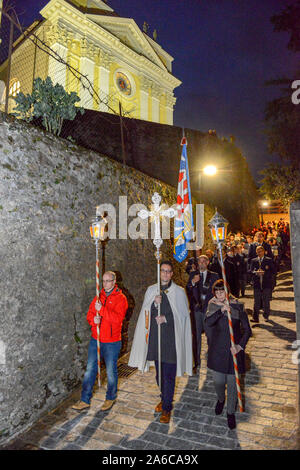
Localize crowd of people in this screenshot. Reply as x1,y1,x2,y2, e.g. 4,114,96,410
70,218,290,434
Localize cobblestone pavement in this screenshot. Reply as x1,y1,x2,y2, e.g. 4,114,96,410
3,264,300,451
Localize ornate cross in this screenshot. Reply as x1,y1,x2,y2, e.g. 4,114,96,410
138,192,175,259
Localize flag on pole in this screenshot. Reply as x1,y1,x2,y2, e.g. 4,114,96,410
173,137,194,262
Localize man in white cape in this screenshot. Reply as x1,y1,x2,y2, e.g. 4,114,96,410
128,260,193,423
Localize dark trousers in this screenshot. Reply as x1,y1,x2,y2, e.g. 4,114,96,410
192,309,210,367
155,361,176,412
253,288,272,319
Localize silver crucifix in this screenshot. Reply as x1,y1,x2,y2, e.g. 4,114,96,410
138,192,175,391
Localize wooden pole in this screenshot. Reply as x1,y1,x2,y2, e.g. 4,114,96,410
5,16,14,115
119,101,126,166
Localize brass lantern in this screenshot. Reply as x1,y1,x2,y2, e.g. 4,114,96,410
208,211,229,244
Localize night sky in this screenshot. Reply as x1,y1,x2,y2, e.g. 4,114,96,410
5,0,299,182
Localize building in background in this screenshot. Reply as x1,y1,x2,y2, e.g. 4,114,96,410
0,0,181,123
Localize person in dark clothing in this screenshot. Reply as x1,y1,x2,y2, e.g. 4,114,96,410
232,245,247,297
206,249,222,277
247,231,273,269
224,248,239,298
205,279,252,429
249,245,276,322
186,255,220,374
237,244,248,296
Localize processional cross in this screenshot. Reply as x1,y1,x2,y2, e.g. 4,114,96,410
138,193,175,390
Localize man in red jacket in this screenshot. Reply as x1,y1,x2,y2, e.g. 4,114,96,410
72,271,128,412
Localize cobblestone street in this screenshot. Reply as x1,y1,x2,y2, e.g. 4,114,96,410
3,264,299,451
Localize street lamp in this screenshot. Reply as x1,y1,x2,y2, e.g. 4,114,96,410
203,165,217,176
208,210,244,412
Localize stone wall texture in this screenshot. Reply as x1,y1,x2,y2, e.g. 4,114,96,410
0,112,216,444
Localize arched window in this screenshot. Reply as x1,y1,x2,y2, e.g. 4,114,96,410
9,78,20,97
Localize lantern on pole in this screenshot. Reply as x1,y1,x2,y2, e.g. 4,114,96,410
208,211,244,412
89,214,109,389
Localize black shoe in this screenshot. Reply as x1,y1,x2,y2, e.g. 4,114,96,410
263,314,269,322
215,400,225,415
250,316,259,323
227,413,236,429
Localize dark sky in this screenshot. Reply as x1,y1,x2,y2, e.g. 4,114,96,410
6,0,299,182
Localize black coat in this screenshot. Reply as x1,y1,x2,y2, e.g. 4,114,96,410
208,256,222,277
247,241,273,268
233,253,246,277
186,270,220,313
249,256,276,290
224,257,239,297
205,301,252,374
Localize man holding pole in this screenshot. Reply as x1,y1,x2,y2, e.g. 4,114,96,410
72,271,128,412
128,261,193,423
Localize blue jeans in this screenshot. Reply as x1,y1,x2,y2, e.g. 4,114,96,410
81,338,121,404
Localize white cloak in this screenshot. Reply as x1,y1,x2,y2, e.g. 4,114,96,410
128,282,193,376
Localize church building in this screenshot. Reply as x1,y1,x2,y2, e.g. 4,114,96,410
0,0,181,124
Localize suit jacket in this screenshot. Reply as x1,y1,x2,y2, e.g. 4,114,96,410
249,256,276,290
233,253,246,277
208,257,222,277
247,241,273,268
186,270,220,313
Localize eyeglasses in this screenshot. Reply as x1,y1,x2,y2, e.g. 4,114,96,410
161,269,172,274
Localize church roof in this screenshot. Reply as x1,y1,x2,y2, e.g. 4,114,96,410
64,0,119,17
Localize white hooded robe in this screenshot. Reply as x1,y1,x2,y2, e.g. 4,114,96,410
128,281,193,376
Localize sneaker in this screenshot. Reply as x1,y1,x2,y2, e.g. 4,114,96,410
101,399,116,411
227,413,236,429
215,400,225,415
159,410,171,424
155,401,162,413
72,400,90,411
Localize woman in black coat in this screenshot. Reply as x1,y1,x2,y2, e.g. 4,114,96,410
205,279,252,429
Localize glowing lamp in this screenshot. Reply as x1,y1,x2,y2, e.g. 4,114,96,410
208,211,229,244
203,165,217,176
90,216,108,242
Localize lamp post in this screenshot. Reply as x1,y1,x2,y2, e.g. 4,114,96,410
208,210,244,412
90,214,110,388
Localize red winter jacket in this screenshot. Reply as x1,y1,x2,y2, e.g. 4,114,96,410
87,286,128,343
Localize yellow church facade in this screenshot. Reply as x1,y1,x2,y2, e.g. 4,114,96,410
0,0,181,124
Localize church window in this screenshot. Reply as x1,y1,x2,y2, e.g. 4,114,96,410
114,71,134,97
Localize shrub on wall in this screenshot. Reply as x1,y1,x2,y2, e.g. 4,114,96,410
13,76,84,136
